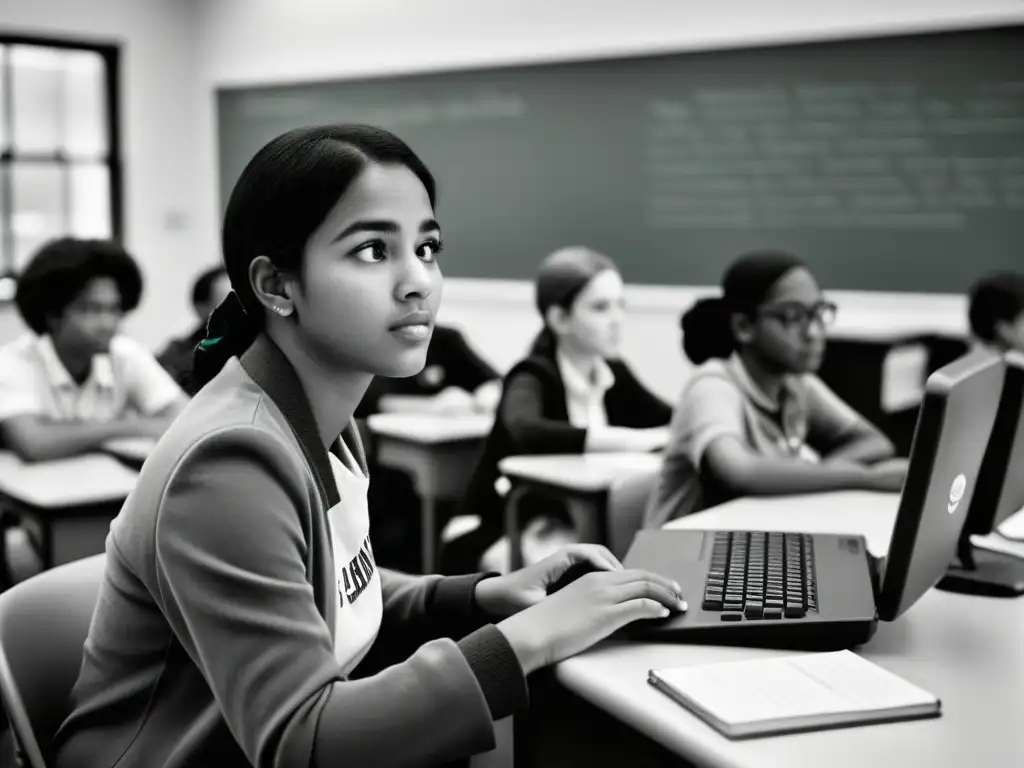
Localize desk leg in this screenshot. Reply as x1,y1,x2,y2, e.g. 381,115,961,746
564,495,606,546
504,486,528,571
421,497,436,574
40,519,54,571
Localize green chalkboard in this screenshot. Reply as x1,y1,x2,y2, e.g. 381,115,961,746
217,25,1024,292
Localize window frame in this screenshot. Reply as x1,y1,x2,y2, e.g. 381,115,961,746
0,32,122,298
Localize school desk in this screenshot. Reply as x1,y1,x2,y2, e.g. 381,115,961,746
0,451,138,570
101,437,157,469
365,412,493,572
496,453,662,570
550,490,1023,768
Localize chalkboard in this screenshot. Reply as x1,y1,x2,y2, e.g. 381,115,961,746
217,25,1024,292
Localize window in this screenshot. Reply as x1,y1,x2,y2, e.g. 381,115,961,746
0,35,121,302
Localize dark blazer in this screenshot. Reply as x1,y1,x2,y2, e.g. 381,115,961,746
356,325,499,418
442,345,671,573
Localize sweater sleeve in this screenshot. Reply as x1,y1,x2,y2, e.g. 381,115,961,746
153,427,525,768
609,362,673,428
501,368,587,453
439,328,500,392
356,569,529,720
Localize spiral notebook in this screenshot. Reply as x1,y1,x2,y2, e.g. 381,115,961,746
649,650,940,739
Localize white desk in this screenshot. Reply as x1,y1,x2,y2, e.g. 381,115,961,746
101,437,157,469
665,490,902,557
366,413,493,572
554,491,1023,768
0,451,138,568
497,453,662,569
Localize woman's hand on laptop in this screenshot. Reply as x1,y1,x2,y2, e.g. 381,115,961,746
475,543,622,619
495,567,688,675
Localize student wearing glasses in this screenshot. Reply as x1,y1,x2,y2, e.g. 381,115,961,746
645,251,907,528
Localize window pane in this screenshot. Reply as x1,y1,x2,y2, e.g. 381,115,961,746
70,163,111,238
0,45,8,150
12,162,65,271
11,46,63,154
63,50,107,158
0,163,7,273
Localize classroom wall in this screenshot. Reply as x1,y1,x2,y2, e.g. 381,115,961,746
193,0,1021,399
0,0,210,350
3,2,1018,399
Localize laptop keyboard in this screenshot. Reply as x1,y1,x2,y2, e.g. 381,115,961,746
702,531,818,621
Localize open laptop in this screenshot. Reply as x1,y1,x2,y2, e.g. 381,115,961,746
622,349,1007,650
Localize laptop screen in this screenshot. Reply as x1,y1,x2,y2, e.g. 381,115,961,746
876,349,1007,622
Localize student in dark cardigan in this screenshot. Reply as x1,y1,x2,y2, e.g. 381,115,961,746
441,246,672,575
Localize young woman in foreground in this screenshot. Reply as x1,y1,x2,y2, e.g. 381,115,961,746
52,125,685,768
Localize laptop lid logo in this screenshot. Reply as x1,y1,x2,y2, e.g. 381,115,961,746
948,474,967,514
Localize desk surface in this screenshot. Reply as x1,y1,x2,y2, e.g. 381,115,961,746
665,490,902,557
101,437,157,467
498,453,662,493
366,413,493,444
555,490,1023,768
0,451,139,509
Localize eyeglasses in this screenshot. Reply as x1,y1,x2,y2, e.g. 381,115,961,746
758,301,837,331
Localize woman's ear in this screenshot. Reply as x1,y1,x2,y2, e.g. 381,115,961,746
545,304,570,337
249,256,294,317
730,312,756,346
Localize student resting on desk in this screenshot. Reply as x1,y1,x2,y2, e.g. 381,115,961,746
355,324,501,417
644,251,907,528
157,265,232,395
0,238,187,461
441,246,672,575
968,270,1024,354
51,125,685,768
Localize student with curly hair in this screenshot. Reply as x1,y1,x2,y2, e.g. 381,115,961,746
0,238,187,461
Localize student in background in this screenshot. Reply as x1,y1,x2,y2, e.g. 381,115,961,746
442,246,672,575
968,270,1024,354
157,265,232,395
356,324,502,573
355,324,501,417
53,125,684,768
644,251,906,528
0,238,187,461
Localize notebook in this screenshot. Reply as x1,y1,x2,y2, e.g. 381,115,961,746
648,650,940,739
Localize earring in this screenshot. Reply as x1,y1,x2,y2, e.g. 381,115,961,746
272,305,292,317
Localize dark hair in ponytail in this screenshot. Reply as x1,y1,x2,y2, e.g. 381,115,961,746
529,245,618,356
192,124,437,388
681,250,809,364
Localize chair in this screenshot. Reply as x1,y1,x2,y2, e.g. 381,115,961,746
606,467,659,560
0,554,105,768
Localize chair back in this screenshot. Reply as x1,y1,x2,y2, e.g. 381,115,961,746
0,554,105,768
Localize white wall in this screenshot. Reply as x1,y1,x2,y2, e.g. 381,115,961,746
6,1,1016,398
0,0,208,349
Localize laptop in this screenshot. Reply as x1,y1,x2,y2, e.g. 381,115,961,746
622,349,1007,650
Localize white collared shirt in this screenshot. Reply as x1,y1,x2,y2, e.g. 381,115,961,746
0,333,183,424
556,350,616,429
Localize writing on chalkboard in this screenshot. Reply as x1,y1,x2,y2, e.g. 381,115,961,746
646,81,1024,231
